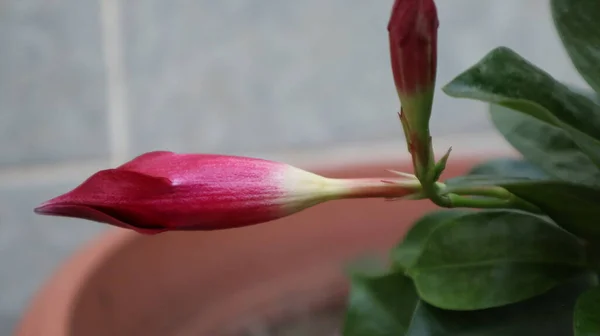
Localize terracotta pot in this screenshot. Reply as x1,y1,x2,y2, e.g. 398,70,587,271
15,152,497,336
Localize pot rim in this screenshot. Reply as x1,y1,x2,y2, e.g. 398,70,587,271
14,229,137,336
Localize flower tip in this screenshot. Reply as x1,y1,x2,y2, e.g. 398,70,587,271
33,201,166,235
34,198,63,216
388,0,439,31
33,201,80,218
33,203,52,215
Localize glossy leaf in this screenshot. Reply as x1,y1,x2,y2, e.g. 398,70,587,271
408,210,587,310
489,105,600,186
447,176,600,241
467,157,547,179
442,47,600,167
406,273,595,336
391,210,473,270
501,182,600,242
343,271,419,336
343,270,594,336
552,0,600,94
343,259,595,335
574,286,600,336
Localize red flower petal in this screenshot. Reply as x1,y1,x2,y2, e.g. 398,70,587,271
34,203,167,235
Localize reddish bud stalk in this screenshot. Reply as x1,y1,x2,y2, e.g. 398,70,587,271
336,178,419,199
34,151,421,234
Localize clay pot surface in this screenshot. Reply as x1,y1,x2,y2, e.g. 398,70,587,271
16,157,485,336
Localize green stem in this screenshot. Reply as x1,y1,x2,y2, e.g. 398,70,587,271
442,185,542,213
508,195,544,214
446,194,511,209
444,193,541,213
443,185,512,199
421,179,452,207
403,122,539,214
412,134,455,207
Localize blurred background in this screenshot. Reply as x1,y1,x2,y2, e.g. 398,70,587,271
0,0,590,334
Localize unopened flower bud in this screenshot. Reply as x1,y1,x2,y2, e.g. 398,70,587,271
35,151,421,234
388,0,438,134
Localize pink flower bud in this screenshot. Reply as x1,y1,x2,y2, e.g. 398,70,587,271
35,151,420,234
388,0,438,96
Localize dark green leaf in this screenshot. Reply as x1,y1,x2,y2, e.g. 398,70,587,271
574,286,600,336
408,210,587,310
447,176,600,241
570,85,600,104
443,47,600,166
552,0,600,94
501,182,600,242
489,105,600,186
405,273,595,336
343,271,419,336
467,157,547,179
391,210,473,270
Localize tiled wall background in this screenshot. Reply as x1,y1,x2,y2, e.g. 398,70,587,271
0,0,589,333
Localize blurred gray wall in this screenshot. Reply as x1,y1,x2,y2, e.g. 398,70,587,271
0,0,588,333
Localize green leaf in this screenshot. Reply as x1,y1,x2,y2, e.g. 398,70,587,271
467,157,547,179
570,86,600,104
447,176,600,241
501,182,600,241
406,273,595,336
343,269,595,335
443,47,600,167
408,210,587,310
391,210,473,270
343,271,419,336
489,105,600,186
574,286,600,336
552,0,600,94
